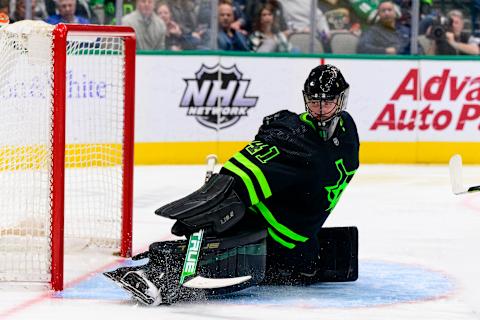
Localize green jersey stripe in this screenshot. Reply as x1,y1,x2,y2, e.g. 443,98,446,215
233,152,272,199
267,228,296,249
255,202,309,243
223,161,259,205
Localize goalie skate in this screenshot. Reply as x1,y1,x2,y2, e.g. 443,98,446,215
103,265,141,283
104,268,163,306
119,270,163,306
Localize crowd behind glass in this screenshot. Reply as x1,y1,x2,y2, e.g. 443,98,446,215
1,0,479,55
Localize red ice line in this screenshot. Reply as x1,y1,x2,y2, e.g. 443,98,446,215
0,234,172,319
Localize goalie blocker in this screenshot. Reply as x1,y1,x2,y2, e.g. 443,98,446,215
104,174,358,305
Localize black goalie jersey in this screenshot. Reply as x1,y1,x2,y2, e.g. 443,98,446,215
220,110,359,254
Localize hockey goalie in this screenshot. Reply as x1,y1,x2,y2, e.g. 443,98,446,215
104,64,360,305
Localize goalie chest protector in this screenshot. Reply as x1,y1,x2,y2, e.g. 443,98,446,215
221,110,360,247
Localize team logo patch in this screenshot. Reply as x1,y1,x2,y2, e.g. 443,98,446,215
325,159,356,212
179,64,258,130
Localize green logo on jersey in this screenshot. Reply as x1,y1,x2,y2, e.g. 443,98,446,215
246,141,280,163
325,159,356,212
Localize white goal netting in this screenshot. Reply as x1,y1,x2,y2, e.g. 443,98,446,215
0,21,128,285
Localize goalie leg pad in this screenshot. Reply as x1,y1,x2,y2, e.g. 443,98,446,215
263,226,358,285
103,229,267,304
315,226,358,282
196,229,267,295
145,228,267,296
155,174,246,236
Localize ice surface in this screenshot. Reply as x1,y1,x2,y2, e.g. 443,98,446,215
1,164,480,319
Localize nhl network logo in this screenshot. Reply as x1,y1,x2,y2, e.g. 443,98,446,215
179,64,258,130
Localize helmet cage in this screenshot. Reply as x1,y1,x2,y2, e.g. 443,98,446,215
303,87,349,122
302,88,349,140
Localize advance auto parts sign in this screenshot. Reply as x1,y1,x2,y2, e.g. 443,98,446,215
370,68,480,133
179,64,258,130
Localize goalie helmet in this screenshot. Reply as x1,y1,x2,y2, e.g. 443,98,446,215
303,64,350,141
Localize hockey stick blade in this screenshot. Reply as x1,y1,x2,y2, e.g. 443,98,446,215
182,275,251,289
467,185,480,193
449,154,480,195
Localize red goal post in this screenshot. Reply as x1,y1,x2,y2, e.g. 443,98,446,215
51,24,135,291
0,22,136,291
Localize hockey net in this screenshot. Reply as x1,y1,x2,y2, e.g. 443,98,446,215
0,21,135,290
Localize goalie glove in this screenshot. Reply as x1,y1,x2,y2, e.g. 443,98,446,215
155,174,246,236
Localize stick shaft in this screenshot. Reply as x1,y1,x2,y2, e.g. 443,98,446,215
179,154,218,285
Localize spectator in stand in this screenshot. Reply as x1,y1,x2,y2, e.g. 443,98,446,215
243,0,288,35
0,0,9,28
197,0,247,35
319,0,361,36
197,0,249,34
9,0,48,22
46,0,90,24
392,0,432,53
217,0,249,51
249,3,291,52
347,0,378,25
44,0,93,22
395,0,432,31
325,8,361,54
0,0,10,20
425,9,480,55
325,7,361,36
88,0,104,24
122,0,166,50
156,1,183,50
104,0,135,25
45,0,55,16
228,0,249,35
166,0,196,35
76,0,99,24
356,0,409,54
156,1,202,50
196,0,212,27
278,0,330,39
